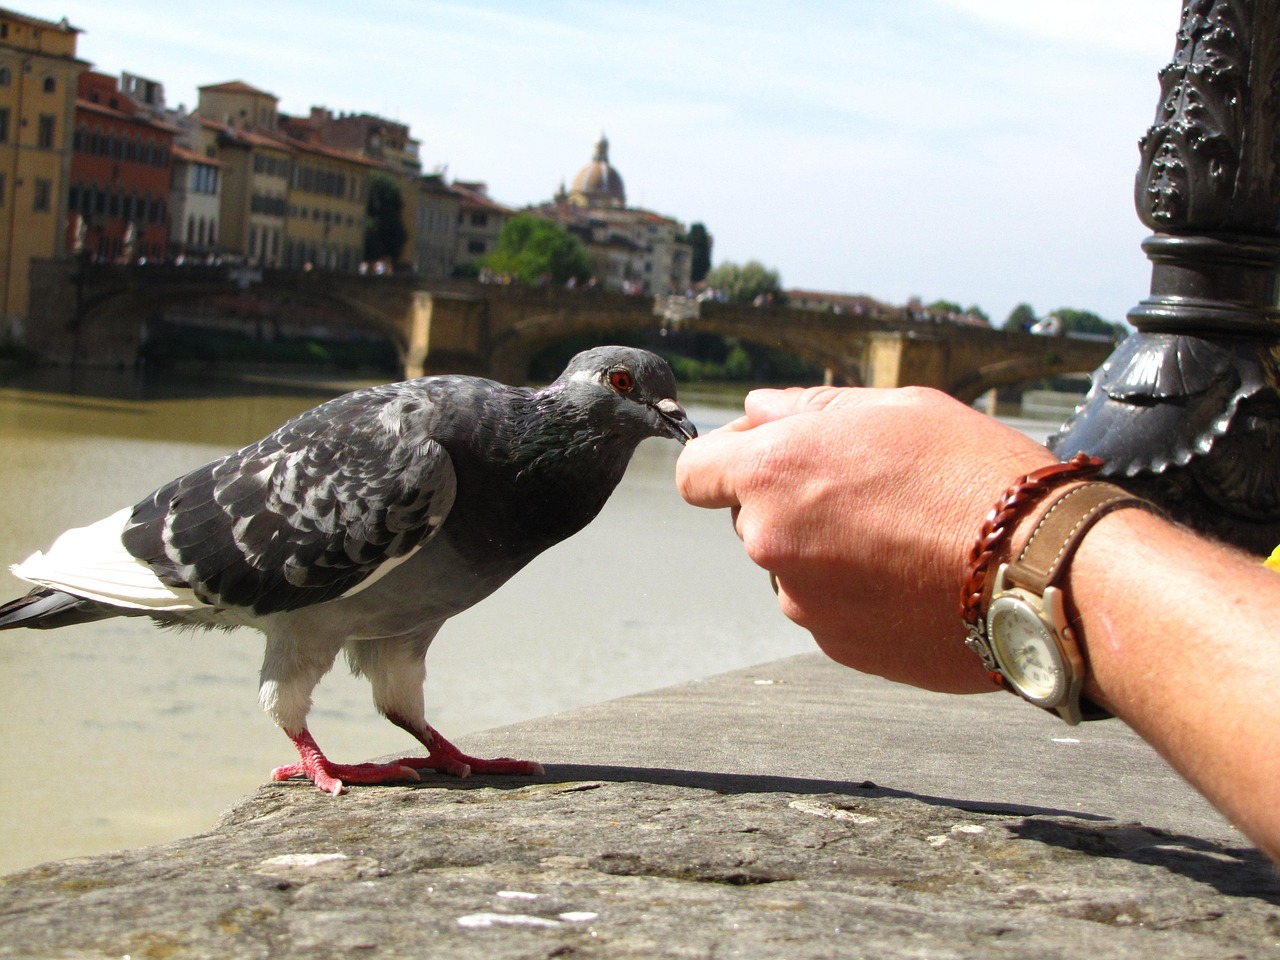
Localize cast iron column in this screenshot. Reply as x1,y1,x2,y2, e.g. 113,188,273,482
1051,0,1280,555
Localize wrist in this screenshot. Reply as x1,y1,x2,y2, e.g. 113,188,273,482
959,454,1106,685
962,458,1159,723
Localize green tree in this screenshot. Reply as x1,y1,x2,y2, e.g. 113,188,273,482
364,173,408,264
704,259,783,304
1004,303,1038,332
926,299,963,316
684,222,712,283
483,214,594,285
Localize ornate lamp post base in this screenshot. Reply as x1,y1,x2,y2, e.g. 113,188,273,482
1050,0,1280,556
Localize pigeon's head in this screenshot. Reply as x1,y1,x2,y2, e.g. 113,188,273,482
555,346,697,445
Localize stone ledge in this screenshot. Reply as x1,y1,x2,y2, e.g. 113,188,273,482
1,655,1276,958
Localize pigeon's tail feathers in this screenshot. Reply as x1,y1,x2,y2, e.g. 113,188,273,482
0,588,125,630
10,507,204,615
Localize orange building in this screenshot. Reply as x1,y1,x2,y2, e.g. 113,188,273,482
66,71,175,262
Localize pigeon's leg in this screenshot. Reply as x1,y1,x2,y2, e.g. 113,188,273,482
270,728,420,796
259,631,418,795
349,634,545,778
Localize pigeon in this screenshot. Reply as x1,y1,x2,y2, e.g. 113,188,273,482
0,346,696,794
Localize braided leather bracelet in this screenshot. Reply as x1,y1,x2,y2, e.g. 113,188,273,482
959,452,1103,689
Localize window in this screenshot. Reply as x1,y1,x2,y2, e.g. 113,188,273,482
0,66,10,85
0,108,9,144
0,173,6,207
36,114,54,149
470,212,488,227
42,75,54,93
33,178,51,212
467,239,486,255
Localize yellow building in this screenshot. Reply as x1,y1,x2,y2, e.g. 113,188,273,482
201,116,289,264
198,82,374,270
0,7,87,329
197,82,292,264
197,79,279,132
283,137,374,271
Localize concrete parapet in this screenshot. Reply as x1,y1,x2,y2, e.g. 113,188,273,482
1,654,1273,958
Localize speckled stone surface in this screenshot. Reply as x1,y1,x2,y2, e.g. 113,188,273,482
2,655,1276,958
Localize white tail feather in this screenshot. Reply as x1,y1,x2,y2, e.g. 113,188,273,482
11,507,203,612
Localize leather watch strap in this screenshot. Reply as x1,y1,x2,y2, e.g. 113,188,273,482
1005,481,1157,595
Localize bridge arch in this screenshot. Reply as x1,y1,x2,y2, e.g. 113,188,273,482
946,346,1113,404
68,271,411,371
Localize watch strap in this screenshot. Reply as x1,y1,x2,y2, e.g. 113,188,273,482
1005,482,1158,595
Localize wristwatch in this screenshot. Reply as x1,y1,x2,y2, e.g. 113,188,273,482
983,481,1153,725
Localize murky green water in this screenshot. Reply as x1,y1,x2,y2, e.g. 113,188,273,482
0,369,813,874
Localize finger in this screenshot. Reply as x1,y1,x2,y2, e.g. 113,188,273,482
674,430,747,509
743,386,888,427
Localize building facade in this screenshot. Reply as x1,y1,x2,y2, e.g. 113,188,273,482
0,7,86,328
451,180,511,268
67,70,174,263
201,116,288,264
283,137,374,271
288,107,421,177
409,172,459,277
168,143,223,258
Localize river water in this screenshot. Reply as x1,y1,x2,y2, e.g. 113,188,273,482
0,368,1056,875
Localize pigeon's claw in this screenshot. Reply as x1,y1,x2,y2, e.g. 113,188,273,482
401,753,546,777
275,729,421,795
388,716,546,778
271,758,421,795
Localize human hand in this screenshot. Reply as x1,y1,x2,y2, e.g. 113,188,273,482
676,386,1057,693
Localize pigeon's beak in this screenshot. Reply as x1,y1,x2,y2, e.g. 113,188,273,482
654,398,697,445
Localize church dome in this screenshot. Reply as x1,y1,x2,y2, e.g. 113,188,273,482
569,134,625,208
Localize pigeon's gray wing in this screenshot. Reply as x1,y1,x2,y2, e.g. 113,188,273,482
121,385,457,616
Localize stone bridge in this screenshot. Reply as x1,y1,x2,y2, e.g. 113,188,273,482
24,260,1113,402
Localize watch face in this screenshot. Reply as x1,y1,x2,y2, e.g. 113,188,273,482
987,596,1066,705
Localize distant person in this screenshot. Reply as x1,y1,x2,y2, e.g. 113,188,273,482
676,385,1280,862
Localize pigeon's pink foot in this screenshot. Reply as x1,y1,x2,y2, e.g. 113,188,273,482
388,716,546,779
274,729,421,795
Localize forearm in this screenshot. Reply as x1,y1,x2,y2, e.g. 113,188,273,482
1070,509,1280,858
676,385,1280,857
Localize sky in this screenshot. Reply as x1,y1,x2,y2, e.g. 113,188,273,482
47,0,1184,326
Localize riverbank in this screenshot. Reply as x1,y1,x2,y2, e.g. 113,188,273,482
2,653,1273,959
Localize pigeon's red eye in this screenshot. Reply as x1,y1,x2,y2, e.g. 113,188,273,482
609,369,634,393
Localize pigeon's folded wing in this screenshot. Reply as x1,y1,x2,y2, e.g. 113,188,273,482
123,386,458,616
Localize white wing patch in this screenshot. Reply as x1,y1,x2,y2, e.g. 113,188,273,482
10,507,204,613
